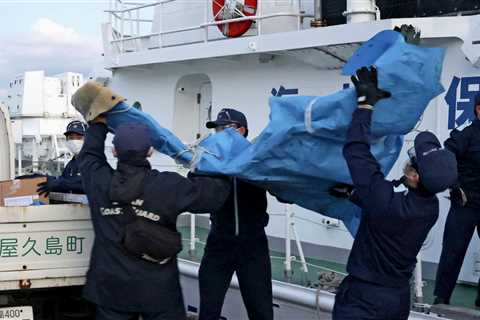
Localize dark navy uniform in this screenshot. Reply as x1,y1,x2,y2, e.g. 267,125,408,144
37,120,87,195
50,157,84,193
199,108,273,320
333,109,439,320
198,178,273,320
78,123,230,320
434,118,480,304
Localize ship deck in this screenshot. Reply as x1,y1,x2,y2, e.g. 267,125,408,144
178,226,478,310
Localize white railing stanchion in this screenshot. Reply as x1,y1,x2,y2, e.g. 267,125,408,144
120,1,125,53
109,0,113,25
414,252,424,303
285,204,292,278
292,215,308,273
136,8,140,37
257,0,262,35
158,2,163,48
190,213,196,254
17,146,22,176
129,10,133,37
204,0,209,43
114,0,119,31
297,0,301,30
284,204,309,279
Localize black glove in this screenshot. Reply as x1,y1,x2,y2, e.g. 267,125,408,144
37,176,59,197
329,183,355,199
351,67,391,107
450,187,468,206
394,24,421,45
392,176,407,188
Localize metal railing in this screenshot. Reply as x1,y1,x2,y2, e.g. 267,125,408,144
106,0,312,54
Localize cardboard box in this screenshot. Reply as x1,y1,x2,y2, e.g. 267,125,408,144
0,177,49,207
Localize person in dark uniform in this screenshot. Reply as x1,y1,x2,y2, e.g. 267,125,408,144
198,108,273,320
434,94,480,306
330,67,457,320
37,120,87,196
78,117,230,320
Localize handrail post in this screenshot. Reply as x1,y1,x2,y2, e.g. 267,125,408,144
114,0,119,31
414,252,424,303
204,0,209,43
136,7,140,37
189,213,196,254
129,10,133,37
109,0,113,25
297,0,301,30
257,0,262,35
158,1,163,48
284,204,292,279
120,7,125,53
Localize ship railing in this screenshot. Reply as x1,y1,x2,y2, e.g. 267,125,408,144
105,0,312,54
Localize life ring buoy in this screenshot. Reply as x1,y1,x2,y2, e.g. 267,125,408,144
212,0,257,38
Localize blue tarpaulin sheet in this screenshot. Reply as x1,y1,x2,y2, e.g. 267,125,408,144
105,30,445,235
106,103,194,164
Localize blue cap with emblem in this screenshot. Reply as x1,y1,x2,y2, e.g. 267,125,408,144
206,108,248,129
410,131,458,194
113,122,152,156
64,120,87,137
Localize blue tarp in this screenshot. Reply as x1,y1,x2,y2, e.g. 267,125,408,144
105,30,445,235
106,103,194,164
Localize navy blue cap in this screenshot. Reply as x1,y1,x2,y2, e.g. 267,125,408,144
413,131,458,194
64,121,87,136
206,108,248,129
113,123,152,155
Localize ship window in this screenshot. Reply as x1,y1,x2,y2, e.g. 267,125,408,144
9,83,12,88
14,80,17,85
19,79,22,84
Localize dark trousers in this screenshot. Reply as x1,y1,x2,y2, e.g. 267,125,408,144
333,276,410,320
96,306,177,320
198,233,273,320
434,204,480,302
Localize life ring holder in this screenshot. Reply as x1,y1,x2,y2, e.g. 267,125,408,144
212,0,258,38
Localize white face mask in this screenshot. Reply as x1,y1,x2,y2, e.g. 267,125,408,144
66,140,84,155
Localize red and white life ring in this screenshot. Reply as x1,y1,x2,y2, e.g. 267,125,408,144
212,0,258,38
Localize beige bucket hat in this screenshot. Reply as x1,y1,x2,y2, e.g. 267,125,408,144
72,81,125,122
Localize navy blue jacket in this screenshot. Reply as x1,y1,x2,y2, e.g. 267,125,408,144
78,123,230,315
344,109,439,288
50,157,84,193
209,178,268,238
444,118,480,208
